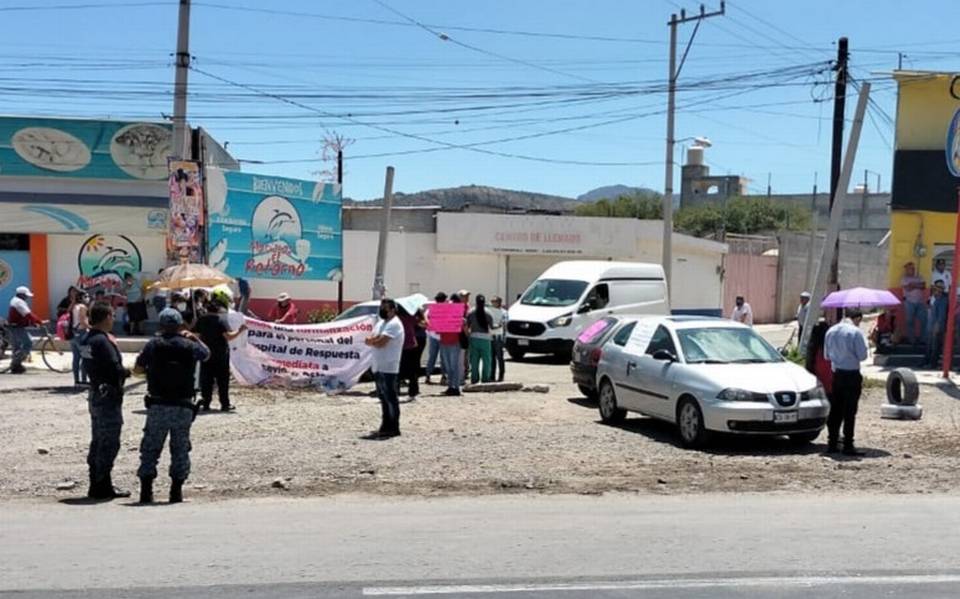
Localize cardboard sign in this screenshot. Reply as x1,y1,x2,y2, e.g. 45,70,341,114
427,302,466,333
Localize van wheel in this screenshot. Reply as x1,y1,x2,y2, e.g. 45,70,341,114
508,349,526,361
598,380,626,424
677,397,710,449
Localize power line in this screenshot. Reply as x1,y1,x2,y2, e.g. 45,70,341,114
0,1,168,11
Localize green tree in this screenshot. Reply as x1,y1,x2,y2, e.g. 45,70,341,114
574,191,663,219
675,197,810,237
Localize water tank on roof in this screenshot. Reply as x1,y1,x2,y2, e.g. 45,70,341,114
687,145,704,166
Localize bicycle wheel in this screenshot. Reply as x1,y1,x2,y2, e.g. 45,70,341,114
40,336,72,374
0,328,12,373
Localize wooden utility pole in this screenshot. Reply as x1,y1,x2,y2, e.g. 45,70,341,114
337,149,344,314
828,37,849,316
662,2,725,295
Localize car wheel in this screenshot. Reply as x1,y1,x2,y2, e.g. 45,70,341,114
578,384,598,401
508,349,526,361
598,379,626,424
676,397,710,449
788,431,821,445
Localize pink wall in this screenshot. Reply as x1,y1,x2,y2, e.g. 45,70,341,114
723,254,779,324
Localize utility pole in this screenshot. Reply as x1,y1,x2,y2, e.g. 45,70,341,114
828,37,849,317
372,166,395,300
804,174,818,293
172,0,192,159
767,172,772,198
800,82,871,353
337,149,344,314
661,2,725,295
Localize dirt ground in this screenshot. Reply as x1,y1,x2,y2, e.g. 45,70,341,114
2,358,959,502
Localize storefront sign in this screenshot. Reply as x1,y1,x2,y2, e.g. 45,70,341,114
0,117,172,180
947,108,960,178
436,213,638,258
76,234,143,295
167,159,204,262
426,303,466,333
206,168,342,281
0,202,166,235
231,315,374,393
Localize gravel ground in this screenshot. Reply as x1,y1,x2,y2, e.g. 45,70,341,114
2,358,959,503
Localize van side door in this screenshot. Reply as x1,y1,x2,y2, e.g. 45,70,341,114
606,280,669,316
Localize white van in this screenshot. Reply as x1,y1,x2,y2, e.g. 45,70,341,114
505,261,669,359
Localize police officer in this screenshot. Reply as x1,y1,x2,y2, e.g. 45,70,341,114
81,301,131,499
134,308,210,504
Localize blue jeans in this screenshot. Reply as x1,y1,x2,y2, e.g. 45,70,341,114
9,327,32,370
905,301,927,344
439,344,462,390
373,372,400,433
70,332,88,384
425,336,441,379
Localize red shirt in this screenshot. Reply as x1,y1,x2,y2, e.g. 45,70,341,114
8,304,42,327
268,301,299,324
813,349,833,395
439,303,466,345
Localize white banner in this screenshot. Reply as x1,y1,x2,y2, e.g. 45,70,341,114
231,315,376,393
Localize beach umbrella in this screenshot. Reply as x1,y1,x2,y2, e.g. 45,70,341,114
821,287,901,309
148,263,233,291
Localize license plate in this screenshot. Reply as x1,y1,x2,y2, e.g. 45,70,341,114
774,411,798,423
517,339,529,346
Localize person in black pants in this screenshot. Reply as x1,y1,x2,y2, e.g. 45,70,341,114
194,291,246,412
823,308,869,456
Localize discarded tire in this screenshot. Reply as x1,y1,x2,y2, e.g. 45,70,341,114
880,403,923,420
886,368,919,406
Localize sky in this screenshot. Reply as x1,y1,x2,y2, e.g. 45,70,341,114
3,0,960,200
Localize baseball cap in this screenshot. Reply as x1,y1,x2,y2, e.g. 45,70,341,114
158,307,184,328
15,286,33,297
800,291,811,298
277,292,291,302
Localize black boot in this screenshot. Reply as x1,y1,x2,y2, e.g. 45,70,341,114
139,477,154,504
169,479,184,504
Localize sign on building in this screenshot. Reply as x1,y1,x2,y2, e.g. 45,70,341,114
206,168,342,281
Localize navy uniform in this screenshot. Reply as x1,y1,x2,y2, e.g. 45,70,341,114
135,308,210,504
81,321,131,499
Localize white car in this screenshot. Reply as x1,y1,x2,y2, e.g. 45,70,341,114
333,300,380,321
595,316,830,448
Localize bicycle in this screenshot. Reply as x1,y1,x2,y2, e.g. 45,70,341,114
0,321,72,374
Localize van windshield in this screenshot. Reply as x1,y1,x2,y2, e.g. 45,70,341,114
521,279,588,307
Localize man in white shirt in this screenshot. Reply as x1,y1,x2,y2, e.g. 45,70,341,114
931,258,952,293
488,296,507,382
731,296,754,326
364,298,405,439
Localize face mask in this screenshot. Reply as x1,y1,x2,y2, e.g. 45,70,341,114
175,302,187,311
379,309,389,319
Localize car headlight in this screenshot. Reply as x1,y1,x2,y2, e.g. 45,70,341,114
802,385,827,401
548,313,573,328
717,388,767,402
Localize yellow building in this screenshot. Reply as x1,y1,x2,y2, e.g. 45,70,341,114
890,71,960,288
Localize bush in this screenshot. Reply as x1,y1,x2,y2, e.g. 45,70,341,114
306,306,338,323
574,192,663,219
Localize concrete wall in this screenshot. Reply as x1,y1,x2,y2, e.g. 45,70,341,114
775,231,889,323
723,253,779,324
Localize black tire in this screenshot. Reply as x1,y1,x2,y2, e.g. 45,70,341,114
40,337,71,374
886,368,919,406
578,384,598,401
598,379,626,424
788,430,821,445
508,349,526,361
676,396,711,449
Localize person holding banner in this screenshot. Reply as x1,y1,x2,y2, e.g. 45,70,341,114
364,299,405,439
433,294,467,396
424,292,447,385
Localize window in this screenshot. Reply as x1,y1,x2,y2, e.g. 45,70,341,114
0,234,29,251
584,283,609,311
645,325,677,356
612,321,637,347
521,279,588,307
576,317,617,344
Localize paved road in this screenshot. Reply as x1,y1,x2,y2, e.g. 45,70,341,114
3,493,960,597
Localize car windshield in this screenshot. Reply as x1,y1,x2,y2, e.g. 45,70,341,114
334,304,378,321
521,279,588,307
676,326,783,364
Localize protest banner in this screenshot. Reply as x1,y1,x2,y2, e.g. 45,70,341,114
231,314,375,393
426,302,466,333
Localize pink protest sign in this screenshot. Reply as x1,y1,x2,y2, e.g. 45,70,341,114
427,303,466,333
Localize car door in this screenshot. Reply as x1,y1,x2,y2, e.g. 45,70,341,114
606,321,643,411
630,325,680,418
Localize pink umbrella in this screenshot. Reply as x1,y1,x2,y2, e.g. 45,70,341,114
821,287,902,309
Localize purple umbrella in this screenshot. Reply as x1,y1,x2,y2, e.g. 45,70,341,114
820,287,902,309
